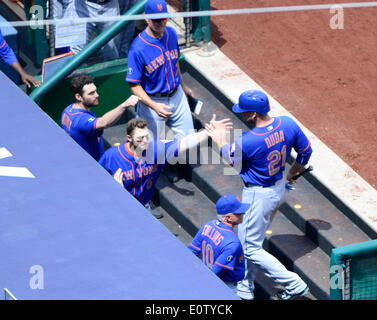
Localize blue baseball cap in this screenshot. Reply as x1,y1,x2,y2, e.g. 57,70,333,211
145,0,168,14
216,194,250,215
232,90,270,115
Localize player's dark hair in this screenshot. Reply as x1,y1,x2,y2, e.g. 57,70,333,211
70,73,95,97
127,118,148,136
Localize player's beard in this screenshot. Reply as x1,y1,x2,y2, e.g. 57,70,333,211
248,118,256,129
244,116,257,129
83,97,99,109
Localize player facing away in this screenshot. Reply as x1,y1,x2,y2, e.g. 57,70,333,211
206,90,313,300
126,0,195,141
99,116,232,218
61,73,139,161
188,194,250,294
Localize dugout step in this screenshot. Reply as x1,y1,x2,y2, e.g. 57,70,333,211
181,65,249,133
151,204,193,247
154,173,218,237
280,178,372,256
266,210,330,300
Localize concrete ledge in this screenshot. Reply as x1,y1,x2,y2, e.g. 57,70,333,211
182,43,377,236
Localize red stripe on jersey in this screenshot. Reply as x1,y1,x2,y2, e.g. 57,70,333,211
165,30,176,89
65,108,84,116
249,117,282,135
298,142,311,153
215,261,234,270
125,78,141,83
189,243,201,251
118,144,136,196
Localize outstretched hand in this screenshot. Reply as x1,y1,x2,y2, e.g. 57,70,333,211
209,114,233,130
204,114,233,148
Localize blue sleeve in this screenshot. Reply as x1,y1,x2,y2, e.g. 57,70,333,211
0,29,17,66
220,136,244,167
164,140,180,161
211,242,240,277
291,120,312,165
151,140,180,165
126,41,143,83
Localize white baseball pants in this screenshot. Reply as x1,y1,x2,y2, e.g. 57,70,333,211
237,179,308,300
136,84,195,141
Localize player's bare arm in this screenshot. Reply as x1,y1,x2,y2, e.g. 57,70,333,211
96,95,139,130
286,161,305,184
129,83,173,118
11,61,41,88
179,115,232,153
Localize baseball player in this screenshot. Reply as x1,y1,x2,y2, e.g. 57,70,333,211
0,28,40,88
98,116,232,218
188,194,250,293
126,0,194,142
206,90,313,300
61,73,139,161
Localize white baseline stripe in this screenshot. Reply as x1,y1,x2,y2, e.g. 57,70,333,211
1,2,377,28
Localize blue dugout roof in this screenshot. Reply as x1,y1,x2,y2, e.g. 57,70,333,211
0,72,238,300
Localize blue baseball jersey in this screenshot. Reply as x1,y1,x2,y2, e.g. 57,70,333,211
126,26,181,95
0,28,17,66
98,140,180,206
61,104,104,161
221,116,312,186
188,220,245,283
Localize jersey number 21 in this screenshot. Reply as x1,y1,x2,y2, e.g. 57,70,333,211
267,144,287,176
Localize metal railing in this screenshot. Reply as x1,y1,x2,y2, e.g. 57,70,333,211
29,0,212,103
29,0,148,103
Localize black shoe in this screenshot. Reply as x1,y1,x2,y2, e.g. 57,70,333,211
163,165,179,183
276,286,309,300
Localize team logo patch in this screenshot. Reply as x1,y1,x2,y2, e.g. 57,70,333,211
227,255,233,262
146,178,153,189
128,67,133,75
157,4,163,11
88,117,95,122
